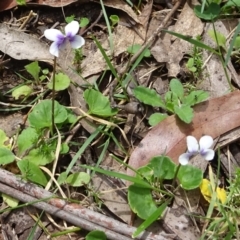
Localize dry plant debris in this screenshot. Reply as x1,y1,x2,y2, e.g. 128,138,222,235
0,0,240,239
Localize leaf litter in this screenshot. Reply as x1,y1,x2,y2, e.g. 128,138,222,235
0,0,240,239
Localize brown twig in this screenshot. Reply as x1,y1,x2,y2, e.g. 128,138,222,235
0,182,131,240
0,168,167,240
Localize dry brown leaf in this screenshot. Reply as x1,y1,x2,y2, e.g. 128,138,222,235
0,24,52,62
127,90,240,176
166,2,204,77
199,21,239,97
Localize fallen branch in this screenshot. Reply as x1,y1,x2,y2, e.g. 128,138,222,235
0,168,168,240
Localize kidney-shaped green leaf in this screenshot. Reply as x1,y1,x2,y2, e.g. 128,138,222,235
178,165,203,190
128,184,157,219
84,89,118,117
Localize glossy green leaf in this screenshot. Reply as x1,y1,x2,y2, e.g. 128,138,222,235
84,89,118,117
66,172,90,187
128,184,157,219
134,86,165,108
12,85,32,100
148,156,176,180
148,113,168,126
18,159,48,186
0,148,15,165
178,165,203,190
86,230,107,240
47,73,71,91
174,105,193,123
28,100,68,129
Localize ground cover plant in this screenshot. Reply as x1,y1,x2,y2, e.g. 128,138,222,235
0,0,240,239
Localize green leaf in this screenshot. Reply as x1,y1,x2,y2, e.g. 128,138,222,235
0,148,15,165
47,73,71,91
169,79,184,99
164,91,178,106
16,0,26,5
194,3,220,20
86,230,107,240
23,149,54,165
66,172,91,187
133,86,165,108
233,36,240,49
127,44,151,57
80,17,89,28
148,113,168,126
84,89,118,117
25,61,40,81
148,156,177,180
28,100,68,129
17,159,48,186
128,185,157,219
136,165,154,182
17,127,38,155
178,165,203,190
132,202,168,238
110,15,119,26
0,129,10,149
66,109,77,124
222,0,240,10
183,90,209,106
208,30,226,48
12,85,33,100
60,143,69,154
2,194,19,207
57,171,68,185
174,105,193,123
65,15,75,23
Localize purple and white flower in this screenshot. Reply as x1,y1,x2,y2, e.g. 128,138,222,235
44,21,85,57
179,135,215,165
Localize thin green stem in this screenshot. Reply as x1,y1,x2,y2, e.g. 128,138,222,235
51,56,57,135
172,164,181,187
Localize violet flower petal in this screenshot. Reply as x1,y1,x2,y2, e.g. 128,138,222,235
44,29,64,42
70,35,85,49
65,21,79,37
49,42,60,57
186,136,199,154
201,149,215,161
179,152,192,165
199,135,213,152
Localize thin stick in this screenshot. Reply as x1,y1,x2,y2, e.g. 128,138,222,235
0,168,166,240
0,182,132,240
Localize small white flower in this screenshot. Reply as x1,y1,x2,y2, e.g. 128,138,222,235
44,21,85,57
179,135,215,165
